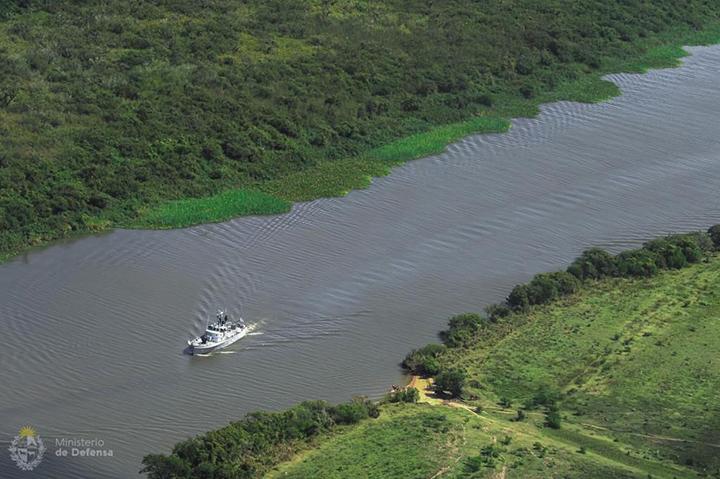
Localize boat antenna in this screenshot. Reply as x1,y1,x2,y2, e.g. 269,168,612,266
201,312,209,335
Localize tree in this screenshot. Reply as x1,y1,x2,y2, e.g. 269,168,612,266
141,454,191,479
441,313,487,347
544,403,562,429
402,344,445,375
567,248,617,280
616,249,659,277
484,303,511,322
708,224,720,248
525,385,561,409
508,284,531,311
434,369,466,398
388,387,420,403
526,274,560,305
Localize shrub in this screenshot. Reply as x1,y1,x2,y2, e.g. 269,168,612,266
643,235,705,269
526,273,561,305
525,385,561,409
484,303,512,321
567,248,617,280
508,284,531,311
402,344,446,375
689,231,714,253
441,313,487,347
434,368,466,398
708,225,720,248
616,249,659,277
387,387,420,404
331,403,368,425
548,271,582,295
529,271,581,304
544,404,562,429
141,398,375,479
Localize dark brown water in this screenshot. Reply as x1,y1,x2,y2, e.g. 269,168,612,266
2,45,720,478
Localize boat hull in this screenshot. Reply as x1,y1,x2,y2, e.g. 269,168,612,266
189,328,248,354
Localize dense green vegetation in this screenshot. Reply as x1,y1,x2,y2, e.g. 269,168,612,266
267,404,466,479
144,227,720,478
269,403,692,479
399,226,720,477
2,1,720,259
140,397,378,478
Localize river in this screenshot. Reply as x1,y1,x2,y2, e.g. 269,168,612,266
1,44,720,478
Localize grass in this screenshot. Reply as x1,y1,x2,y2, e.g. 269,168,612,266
265,256,720,478
267,400,694,479
256,115,510,203
266,404,468,479
131,24,720,231
439,256,720,475
130,188,291,228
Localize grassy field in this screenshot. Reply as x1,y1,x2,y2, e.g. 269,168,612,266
265,404,467,479
267,401,696,479
265,256,720,478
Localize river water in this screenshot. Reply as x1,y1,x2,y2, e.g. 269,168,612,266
2,45,720,478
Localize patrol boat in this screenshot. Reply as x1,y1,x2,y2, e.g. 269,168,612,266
187,310,247,354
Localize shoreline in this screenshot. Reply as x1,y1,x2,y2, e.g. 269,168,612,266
143,227,720,477
2,24,720,263
128,25,720,224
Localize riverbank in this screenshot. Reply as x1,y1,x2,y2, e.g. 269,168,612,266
270,230,720,478
130,24,720,229
2,1,720,261
144,227,720,478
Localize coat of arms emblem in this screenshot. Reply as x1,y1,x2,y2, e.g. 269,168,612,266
8,426,46,471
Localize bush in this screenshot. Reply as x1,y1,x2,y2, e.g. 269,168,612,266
484,303,512,321
465,444,503,471
441,313,487,347
708,225,720,248
528,271,580,304
509,271,580,309
141,398,376,479
387,387,420,404
616,249,659,277
567,248,617,280
402,344,446,375
643,234,706,269
330,397,379,425
504,230,713,314
544,404,562,429
434,368,466,398
508,284,531,311
548,271,582,295
526,273,561,305
525,385,561,409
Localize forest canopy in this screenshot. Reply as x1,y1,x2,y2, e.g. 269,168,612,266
1,0,719,256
